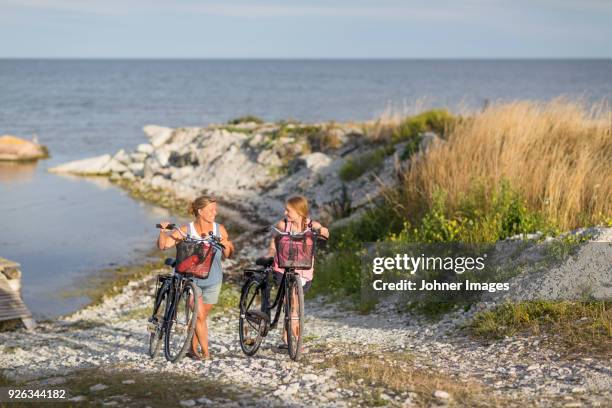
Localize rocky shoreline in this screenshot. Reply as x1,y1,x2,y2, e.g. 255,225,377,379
1,119,609,407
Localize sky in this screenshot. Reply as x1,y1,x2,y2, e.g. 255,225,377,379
0,0,610,58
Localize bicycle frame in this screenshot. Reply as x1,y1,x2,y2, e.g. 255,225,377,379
242,267,298,330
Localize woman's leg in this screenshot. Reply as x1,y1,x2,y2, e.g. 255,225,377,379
192,301,214,358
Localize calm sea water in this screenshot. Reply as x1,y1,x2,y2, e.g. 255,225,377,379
0,59,610,317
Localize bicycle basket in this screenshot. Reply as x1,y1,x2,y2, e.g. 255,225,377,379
274,231,316,270
175,239,215,279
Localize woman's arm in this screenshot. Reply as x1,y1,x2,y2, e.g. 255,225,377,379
311,221,329,239
267,220,285,257
157,223,186,250
219,224,235,259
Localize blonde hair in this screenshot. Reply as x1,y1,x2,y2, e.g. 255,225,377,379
287,195,309,230
189,195,216,217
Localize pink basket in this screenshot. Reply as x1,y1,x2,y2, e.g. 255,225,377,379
274,231,315,270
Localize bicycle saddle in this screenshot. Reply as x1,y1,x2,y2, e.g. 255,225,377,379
164,257,177,268
255,257,274,267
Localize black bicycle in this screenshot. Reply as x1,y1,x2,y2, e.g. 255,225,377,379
148,223,224,363
238,227,325,361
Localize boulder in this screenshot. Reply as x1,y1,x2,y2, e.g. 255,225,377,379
136,143,154,155
102,158,129,174
143,125,174,148
0,135,49,161
303,152,332,171
112,149,131,165
419,132,442,152
48,154,112,175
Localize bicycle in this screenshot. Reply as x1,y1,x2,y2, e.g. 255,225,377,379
238,227,326,361
147,223,225,363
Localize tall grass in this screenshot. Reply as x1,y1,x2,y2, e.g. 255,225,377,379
393,100,612,231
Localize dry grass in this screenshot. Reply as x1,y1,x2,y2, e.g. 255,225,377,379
470,301,612,357
314,351,518,407
395,100,612,231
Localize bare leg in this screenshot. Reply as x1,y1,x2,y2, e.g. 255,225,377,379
192,301,214,358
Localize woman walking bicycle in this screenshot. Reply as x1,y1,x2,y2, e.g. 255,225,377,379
158,195,234,360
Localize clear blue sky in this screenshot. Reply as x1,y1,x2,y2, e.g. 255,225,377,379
0,0,610,58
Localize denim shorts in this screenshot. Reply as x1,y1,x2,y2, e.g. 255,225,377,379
195,282,222,305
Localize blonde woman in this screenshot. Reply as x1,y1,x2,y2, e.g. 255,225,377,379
268,195,329,350
158,195,234,359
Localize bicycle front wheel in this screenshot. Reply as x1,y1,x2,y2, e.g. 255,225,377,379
286,274,305,361
164,280,199,363
148,284,169,358
239,279,267,356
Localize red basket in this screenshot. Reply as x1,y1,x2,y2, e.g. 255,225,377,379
175,240,215,279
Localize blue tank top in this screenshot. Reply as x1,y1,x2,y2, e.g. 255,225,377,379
187,222,223,287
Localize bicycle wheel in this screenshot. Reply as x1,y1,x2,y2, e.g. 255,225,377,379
239,279,267,356
286,274,305,361
148,284,169,358
164,280,199,363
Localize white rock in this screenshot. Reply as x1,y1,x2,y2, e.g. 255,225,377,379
419,131,441,152
48,154,112,175
130,152,148,163
89,383,109,392
302,373,319,382
144,125,174,148
121,379,135,384
303,152,332,171
69,396,87,402
196,396,213,404
433,390,450,399
128,162,145,177
102,158,129,174
179,399,196,407
153,149,171,167
136,143,154,155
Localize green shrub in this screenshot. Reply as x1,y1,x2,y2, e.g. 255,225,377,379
392,109,455,143
392,181,550,244
338,145,395,182
227,115,264,125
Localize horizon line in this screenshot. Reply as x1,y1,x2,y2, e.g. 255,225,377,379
0,56,610,61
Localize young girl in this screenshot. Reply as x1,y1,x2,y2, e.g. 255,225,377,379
268,195,329,349
158,195,234,359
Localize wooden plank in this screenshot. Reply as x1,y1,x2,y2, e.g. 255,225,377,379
0,273,34,327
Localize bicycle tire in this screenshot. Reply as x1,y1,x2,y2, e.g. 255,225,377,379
148,285,169,358
164,280,199,363
286,274,305,361
239,278,267,356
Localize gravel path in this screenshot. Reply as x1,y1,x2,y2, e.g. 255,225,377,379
1,268,610,408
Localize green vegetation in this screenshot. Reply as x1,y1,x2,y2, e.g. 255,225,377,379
313,100,612,317
227,115,264,125
338,145,395,182
470,301,612,356
391,181,552,244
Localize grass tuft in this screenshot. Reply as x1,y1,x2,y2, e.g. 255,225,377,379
470,301,612,356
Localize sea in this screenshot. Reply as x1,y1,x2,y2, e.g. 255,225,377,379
0,59,610,317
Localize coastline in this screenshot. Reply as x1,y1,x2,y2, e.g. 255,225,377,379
1,104,610,407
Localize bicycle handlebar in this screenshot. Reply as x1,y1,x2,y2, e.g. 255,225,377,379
156,223,226,250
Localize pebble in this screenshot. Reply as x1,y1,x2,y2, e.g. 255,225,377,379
90,384,109,392
121,379,135,384
433,390,450,400
179,400,196,407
